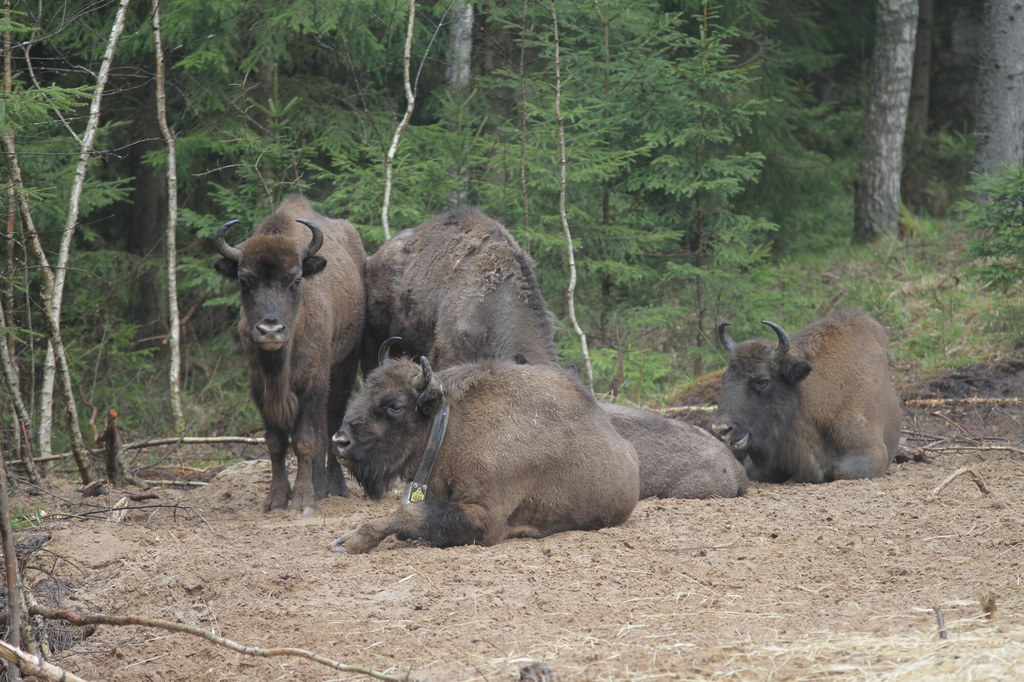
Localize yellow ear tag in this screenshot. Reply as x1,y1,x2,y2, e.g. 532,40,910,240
410,487,426,502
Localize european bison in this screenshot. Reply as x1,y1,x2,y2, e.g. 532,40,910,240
330,352,639,553
213,195,365,514
600,403,748,499
711,309,901,483
362,208,557,372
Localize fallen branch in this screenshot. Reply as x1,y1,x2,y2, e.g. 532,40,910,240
0,640,90,682
652,405,717,416
926,466,992,501
27,604,428,682
36,436,266,464
904,396,1022,407
42,503,212,529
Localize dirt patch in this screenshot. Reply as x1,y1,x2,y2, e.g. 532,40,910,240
9,359,1024,681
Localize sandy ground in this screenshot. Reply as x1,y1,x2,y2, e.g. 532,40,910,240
10,357,1024,681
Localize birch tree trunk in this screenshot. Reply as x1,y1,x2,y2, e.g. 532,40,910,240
381,0,417,241
853,0,919,242
446,0,473,208
970,0,1024,189
152,0,186,433
551,2,593,393
29,0,130,478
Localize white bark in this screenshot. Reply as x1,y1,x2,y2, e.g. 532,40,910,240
551,2,593,393
382,0,417,241
37,0,133,461
152,0,185,433
853,0,918,241
446,0,472,90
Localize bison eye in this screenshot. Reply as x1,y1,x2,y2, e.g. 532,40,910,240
751,377,771,394
385,399,406,417
289,276,302,291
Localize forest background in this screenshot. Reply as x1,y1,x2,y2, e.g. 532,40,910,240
2,0,1023,474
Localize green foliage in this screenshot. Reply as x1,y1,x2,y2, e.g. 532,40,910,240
964,166,1024,292
3,0,1011,451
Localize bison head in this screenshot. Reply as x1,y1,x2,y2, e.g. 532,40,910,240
331,348,445,500
711,320,812,466
213,218,326,352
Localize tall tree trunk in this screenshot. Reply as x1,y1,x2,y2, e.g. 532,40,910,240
908,0,933,135
853,0,919,242
382,0,417,241
551,2,593,393
446,0,473,209
153,0,186,434
970,0,1024,191
36,0,132,466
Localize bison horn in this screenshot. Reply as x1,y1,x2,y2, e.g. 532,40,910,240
762,320,790,358
716,322,736,351
295,219,324,257
214,220,242,262
412,356,432,391
378,337,403,366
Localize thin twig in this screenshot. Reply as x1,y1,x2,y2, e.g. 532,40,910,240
926,466,992,501
932,605,948,640
43,503,212,530
28,605,429,682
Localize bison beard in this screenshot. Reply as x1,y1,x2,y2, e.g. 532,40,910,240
331,355,639,553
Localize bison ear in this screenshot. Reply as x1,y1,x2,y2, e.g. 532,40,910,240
214,257,238,280
780,358,812,386
301,254,328,278
416,386,445,418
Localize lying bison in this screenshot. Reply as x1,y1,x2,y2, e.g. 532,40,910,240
712,309,901,483
362,208,557,371
214,195,365,514
600,403,748,499
330,352,639,553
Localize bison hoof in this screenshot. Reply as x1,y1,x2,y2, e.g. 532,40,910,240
330,534,352,553
262,491,290,513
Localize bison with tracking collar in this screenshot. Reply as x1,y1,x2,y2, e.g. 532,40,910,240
362,208,557,372
213,195,365,514
712,310,901,483
330,350,639,553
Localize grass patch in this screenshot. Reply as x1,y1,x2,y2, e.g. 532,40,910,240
660,215,1023,403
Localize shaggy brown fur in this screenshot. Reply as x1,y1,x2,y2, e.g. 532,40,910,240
214,195,365,514
601,403,748,499
331,358,639,553
712,309,901,483
363,208,557,372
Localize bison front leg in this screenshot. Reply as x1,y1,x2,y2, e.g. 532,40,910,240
330,500,485,554
264,430,291,512
290,431,322,515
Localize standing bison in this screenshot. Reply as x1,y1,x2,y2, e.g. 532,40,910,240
362,208,557,371
712,310,901,483
213,195,365,514
600,403,748,499
330,353,639,553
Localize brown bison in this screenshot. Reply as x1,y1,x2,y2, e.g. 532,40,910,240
711,309,901,483
362,208,557,372
213,195,365,514
600,403,749,499
329,352,639,553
